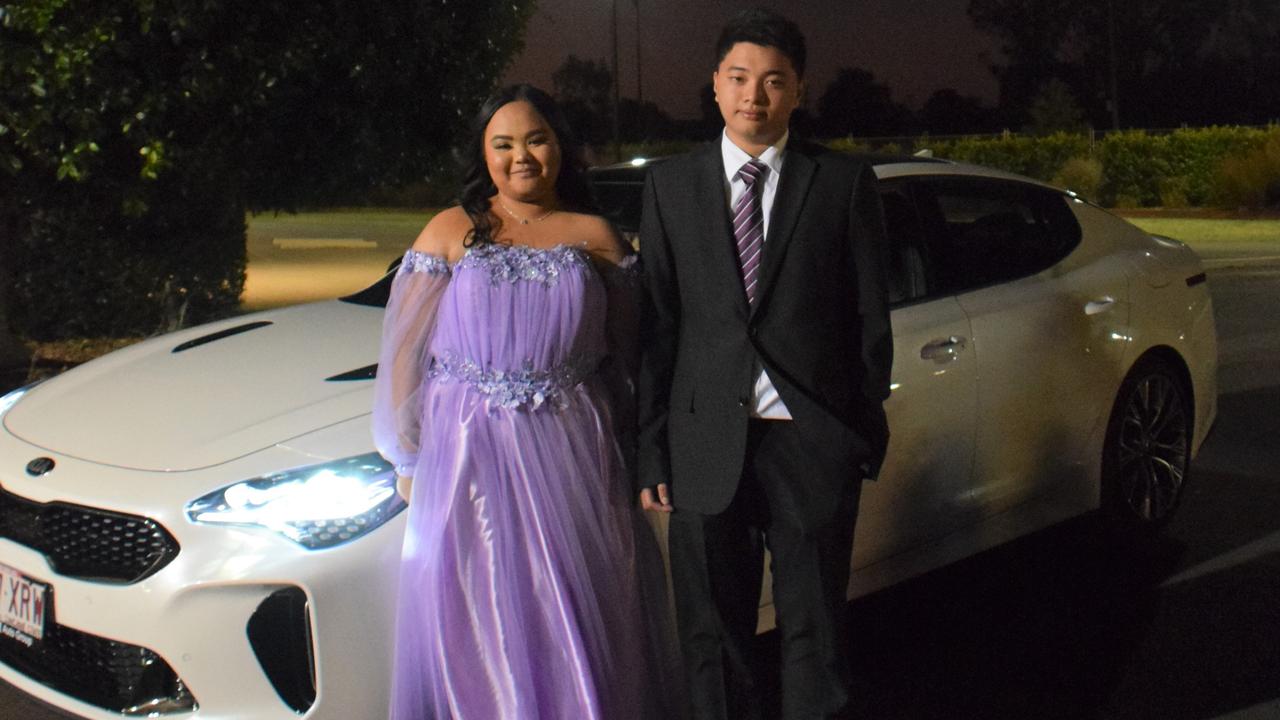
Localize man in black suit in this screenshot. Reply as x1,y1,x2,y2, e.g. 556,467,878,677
636,8,893,719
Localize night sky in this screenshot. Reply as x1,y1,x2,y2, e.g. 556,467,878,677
503,0,1001,120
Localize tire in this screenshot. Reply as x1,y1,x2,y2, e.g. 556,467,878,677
1100,357,1192,537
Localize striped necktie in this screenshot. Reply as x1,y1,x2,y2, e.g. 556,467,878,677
732,159,767,306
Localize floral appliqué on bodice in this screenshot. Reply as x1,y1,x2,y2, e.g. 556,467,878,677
399,243,602,411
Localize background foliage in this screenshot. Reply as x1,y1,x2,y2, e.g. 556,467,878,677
0,0,534,339
632,125,1280,210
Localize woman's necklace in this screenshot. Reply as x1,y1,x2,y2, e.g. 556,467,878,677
497,200,556,225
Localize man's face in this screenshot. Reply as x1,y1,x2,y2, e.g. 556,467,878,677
713,41,803,154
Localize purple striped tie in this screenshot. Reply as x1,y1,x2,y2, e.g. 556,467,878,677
733,159,767,306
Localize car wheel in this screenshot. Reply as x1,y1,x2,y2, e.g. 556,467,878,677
1101,357,1192,536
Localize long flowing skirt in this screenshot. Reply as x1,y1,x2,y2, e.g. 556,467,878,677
390,382,677,719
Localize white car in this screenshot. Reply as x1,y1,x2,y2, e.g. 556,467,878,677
0,158,1217,718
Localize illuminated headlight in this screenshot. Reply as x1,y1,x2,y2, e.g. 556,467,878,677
186,453,406,549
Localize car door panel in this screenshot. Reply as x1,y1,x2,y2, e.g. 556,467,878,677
855,297,978,569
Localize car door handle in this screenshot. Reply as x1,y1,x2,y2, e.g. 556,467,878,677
1085,297,1116,315
920,336,968,362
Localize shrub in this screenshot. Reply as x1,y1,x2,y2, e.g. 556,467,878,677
1098,131,1168,207
1213,128,1280,209
1052,157,1104,201
826,137,876,155
10,168,245,341
1158,176,1192,209
618,124,1280,209
1163,126,1264,206
929,132,1089,182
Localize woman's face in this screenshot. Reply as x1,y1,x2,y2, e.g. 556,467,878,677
483,100,562,205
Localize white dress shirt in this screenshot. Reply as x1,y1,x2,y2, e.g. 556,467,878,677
721,130,792,420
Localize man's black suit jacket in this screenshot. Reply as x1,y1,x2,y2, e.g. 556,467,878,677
637,139,893,523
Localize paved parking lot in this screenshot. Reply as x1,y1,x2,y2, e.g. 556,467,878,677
241,209,429,310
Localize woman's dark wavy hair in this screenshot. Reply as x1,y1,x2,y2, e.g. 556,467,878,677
459,84,596,246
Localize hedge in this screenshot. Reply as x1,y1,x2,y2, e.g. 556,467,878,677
915,125,1277,208
622,125,1280,209
9,164,246,341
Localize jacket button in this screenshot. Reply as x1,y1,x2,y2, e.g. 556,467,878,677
738,396,748,407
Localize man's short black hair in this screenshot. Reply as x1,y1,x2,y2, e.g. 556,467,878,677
714,7,807,79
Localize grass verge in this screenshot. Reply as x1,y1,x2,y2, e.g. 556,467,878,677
1121,216,1280,245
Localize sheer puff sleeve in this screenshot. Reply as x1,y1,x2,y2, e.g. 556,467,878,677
371,249,452,477
598,253,643,488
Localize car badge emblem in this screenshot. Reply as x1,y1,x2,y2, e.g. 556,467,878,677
25,457,55,477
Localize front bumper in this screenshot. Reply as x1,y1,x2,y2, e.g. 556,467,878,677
0,427,405,719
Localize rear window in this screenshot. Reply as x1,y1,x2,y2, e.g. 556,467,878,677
914,177,1082,295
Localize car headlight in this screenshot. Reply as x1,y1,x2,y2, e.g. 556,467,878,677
186,452,407,549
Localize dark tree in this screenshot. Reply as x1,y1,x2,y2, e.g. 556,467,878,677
552,55,614,147
968,0,1279,128
920,89,997,135
967,0,1090,127
1025,79,1088,135
617,98,675,143
816,67,912,139
0,0,534,340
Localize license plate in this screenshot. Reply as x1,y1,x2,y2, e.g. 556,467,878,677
0,562,47,644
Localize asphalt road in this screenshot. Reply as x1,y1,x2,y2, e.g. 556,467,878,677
3,242,1280,719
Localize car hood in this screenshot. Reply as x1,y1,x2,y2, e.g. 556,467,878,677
4,301,384,472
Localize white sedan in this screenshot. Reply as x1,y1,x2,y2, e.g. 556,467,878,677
0,158,1216,718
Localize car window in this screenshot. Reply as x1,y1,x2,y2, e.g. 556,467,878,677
592,179,645,234
914,177,1082,295
878,182,930,305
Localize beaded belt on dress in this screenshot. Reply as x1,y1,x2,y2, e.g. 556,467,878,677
427,350,600,410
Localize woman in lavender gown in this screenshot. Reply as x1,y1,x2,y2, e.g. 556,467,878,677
371,84,676,719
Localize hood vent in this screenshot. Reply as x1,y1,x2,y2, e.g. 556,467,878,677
325,364,378,382
172,321,273,353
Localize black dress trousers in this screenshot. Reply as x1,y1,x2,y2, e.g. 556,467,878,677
667,418,863,720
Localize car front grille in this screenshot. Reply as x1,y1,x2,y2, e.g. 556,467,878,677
0,601,197,715
0,485,179,584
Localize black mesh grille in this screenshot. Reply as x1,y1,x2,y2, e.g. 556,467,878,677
0,485,179,584
0,595,197,714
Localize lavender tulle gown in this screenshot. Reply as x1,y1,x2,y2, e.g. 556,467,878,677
372,243,676,720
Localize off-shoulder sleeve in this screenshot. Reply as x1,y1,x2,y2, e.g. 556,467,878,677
371,249,452,476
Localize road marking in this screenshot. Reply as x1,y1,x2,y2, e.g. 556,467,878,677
273,238,377,249
1204,255,1280,269
1160,527,1280,588
1209,698,1280,719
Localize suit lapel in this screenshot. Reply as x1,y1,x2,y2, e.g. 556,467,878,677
754,145,815,315
691,142,751,316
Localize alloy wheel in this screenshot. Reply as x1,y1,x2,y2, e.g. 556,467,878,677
1112,368,1189,524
